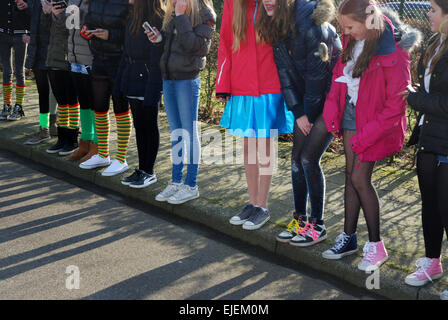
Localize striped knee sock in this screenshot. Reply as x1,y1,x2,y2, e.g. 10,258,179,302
115,110,132,164
15,84,26,106
68,102,80,129
3,83,13,105
94,111,110,159
58,104,70,128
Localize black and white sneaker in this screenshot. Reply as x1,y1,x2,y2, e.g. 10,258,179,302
129,172,157,189
276,214,307,243
121,169,143,186
290,219,327,247
7,104,25,121
229,204,255,225
0,104,12,120
242,207,270,230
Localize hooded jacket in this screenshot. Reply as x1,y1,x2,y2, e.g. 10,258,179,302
25,0,51,70
216,0,282,96
273,0,342,123
323,8,422,162
67,0,93,66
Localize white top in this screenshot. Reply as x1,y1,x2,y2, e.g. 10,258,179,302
420,35,446,126
335,40,365,106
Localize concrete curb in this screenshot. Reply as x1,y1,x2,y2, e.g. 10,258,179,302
0,131,443,300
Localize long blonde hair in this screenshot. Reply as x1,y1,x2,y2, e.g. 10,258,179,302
162,0,215,31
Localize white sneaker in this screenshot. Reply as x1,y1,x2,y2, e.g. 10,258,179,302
155,182,183,202
167,185,199,204
102,159,129,176
79,154,111,169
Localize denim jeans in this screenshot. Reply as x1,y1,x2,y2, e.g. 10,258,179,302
0,34,27,86
163,78,201,188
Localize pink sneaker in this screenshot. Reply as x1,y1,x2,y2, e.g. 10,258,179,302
405,257,443,287
358,240,388,271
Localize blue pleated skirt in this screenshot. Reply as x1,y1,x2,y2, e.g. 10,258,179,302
219,94,294,138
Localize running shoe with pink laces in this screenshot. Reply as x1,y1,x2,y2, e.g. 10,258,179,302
405,257,443,287
290,218,327,247
357,240,388,271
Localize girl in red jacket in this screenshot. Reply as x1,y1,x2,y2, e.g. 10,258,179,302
217,0,294,231
321,0,421,271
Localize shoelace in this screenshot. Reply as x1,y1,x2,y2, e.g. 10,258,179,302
332,233,349,251
286,218,301,235
362,242,378,264
414,258,435,282
306,223,321,241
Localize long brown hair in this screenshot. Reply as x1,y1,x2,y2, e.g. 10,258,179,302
256,0,296,45
423,0,448,74
232,0,249,51
129,0,165,36
339,0,384,78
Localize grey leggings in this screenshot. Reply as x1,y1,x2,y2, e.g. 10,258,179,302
0,34,27,86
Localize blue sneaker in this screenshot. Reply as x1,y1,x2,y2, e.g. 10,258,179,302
322,231,358,260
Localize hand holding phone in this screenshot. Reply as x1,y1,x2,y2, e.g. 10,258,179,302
52,0,67,9
406,84,417,93
142,22,156,34
143,21,162,43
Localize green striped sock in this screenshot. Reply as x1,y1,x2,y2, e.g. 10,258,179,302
115,110,132,164
94,110,110,159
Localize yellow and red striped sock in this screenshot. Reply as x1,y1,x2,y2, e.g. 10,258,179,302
15,84,26,106
94,111,110,159
68,102,80,129
2,83,13,105
58,104,70,128
115,110,132,164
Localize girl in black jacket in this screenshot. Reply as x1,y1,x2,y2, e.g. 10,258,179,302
80,0,132,177
257,0,341,246
402,0,448,298
115,0,164,188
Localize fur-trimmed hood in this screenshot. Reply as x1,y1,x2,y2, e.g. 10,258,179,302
311,0,336,26
381,7,423,53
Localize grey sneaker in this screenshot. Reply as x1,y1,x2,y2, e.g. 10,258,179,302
155,182,182,202
242,207,270,230
25,127,51,145
229,204,255,225
0,104,12,120
7,104,25,121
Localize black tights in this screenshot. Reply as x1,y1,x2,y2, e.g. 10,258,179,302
34,69,51,114
47,69,78,106
291,115,333,222
417,152,448,258
91,75,128,114
129,99,160,175
343,130,380,242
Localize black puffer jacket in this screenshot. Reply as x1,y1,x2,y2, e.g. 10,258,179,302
160,4,216,80
25,0,50,70
0,0,30,35
408,35,448,156
114,15,163,107
85,0,129,62
273,0,341,123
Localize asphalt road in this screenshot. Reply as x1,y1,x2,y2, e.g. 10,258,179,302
0,149,382,301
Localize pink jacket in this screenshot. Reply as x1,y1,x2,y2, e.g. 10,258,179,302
216,0,281,96
323,15,420,162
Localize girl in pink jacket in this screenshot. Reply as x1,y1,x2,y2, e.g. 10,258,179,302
321,0,421,271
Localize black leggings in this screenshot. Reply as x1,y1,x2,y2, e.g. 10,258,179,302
48,69,78,106
129,99,160,175
417,152,448,258
33,69,51,114
91,75,128,114
343,130,380,242
291,115,333,223
71,72,93,111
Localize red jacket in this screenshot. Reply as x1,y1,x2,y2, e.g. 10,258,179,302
323,16,418,162
216,0,281,96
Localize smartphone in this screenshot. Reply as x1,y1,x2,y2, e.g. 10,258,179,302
406,84,417,93
85,29,98,33
142,21,156,34
53,0,68,9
